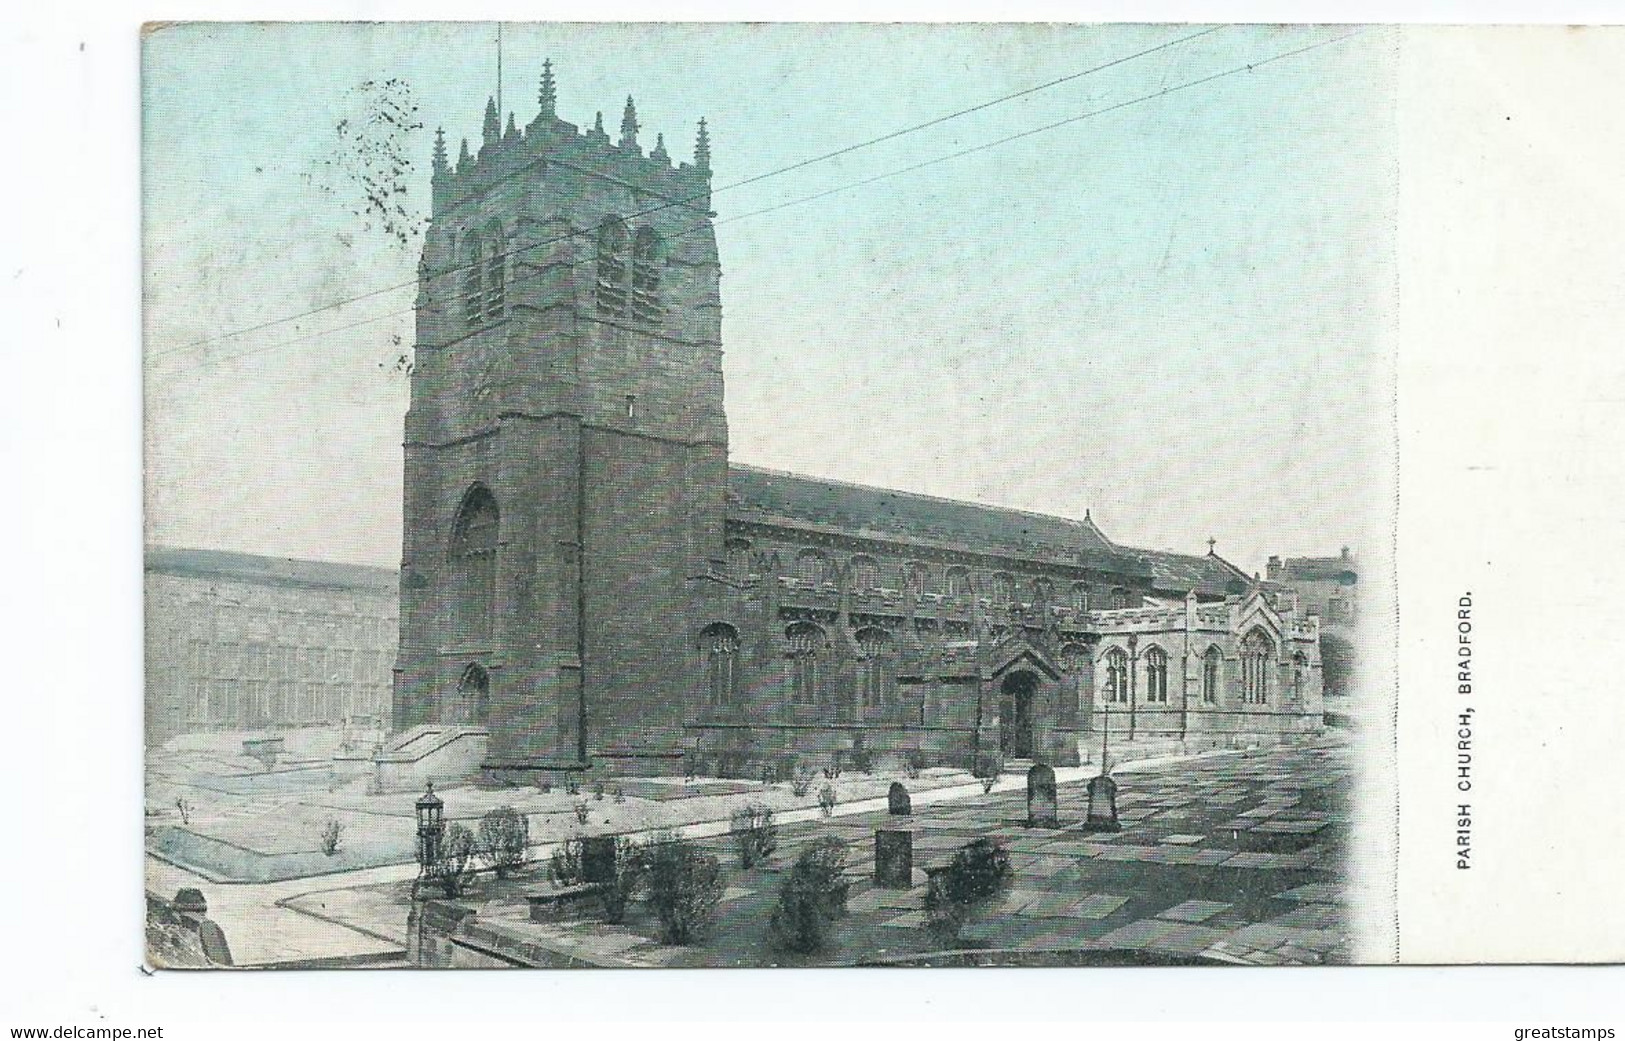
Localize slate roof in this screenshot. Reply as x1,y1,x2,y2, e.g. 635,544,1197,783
145,546,398,594
727,465,1248,595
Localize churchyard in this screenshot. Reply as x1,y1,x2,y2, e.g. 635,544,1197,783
154,734,1355,968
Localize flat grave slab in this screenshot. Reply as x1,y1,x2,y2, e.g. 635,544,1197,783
1158,899,1232,923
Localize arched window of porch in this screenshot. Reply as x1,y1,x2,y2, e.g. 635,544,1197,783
1144,645,1169,704
457,662,489,724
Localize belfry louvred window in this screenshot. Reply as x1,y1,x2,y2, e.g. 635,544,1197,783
630,226,662,321
596,218,628,315
483,226,506,319
463,234,485,324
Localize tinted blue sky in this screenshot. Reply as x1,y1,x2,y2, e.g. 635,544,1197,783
143,22,1394,572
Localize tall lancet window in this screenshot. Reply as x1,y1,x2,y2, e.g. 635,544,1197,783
630,226,662,322
1103,648,1130,704
855,627,892,709
463,233,485,325
1144,646,1169,704
449,486,499,646
1241,630,1273,705
787,622,825,706
1202,646,1222,704
700,624,739,706
596,218,628,316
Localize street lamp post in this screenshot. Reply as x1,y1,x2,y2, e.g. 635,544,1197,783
409,782,444,965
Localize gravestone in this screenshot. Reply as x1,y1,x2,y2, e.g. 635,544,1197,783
581,835,618,884
1084,773,1121,832
172,888,207,916
888,781,912,816
1026,764,1058,827
875,828,913,888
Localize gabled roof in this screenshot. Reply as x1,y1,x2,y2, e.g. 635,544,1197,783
726,464,1243,595
145,546,398,594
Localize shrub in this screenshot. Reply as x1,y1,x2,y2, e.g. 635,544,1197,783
923,838,1011,942
564,774,582,796
730,804,779,868
549,837,584,887
592,779,607,802
538,779,553,795
817,783,838,817
600,836,645,924
641,832,724,946
613,785,627,804
477,806,529,879
769,837,851,954
903,748,927,780
572,800,591,826
848,745,875,775
790,764,817,797
319,818,343,856
427,823,478,898
821,754,844,781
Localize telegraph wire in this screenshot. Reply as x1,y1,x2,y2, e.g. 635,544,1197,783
152,27,1363,378
150,25,1226,361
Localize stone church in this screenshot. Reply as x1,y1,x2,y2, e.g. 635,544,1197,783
391,66,1326,778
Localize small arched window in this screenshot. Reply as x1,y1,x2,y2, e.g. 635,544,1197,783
855,627,892,708
457,662,489,725
1103,648,1130,704
1033,577,1054,605
1241,630,1273,705
1071,582,1090,613
851,556,881,592
1110,588,1131,610
596,218,629,315
992,573,1015,603
945,567,970,598
630,226,661,322
700,623,739,706
903,561,932,594
786,622,825,706
1144,646,1169,704
463,233,485,325
1292,651,1308,701
795,550,828,587
1202,646,1222,704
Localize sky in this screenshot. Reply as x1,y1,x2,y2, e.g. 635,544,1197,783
142,22,1396,573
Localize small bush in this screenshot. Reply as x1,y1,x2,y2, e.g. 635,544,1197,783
817,783,838,817
538,779,553,795
923,838,1011,942
790,764,817,797
903,748,927,780
573,800,591,826
600,836,644,924
769,837,851,954
319,818,343,857
564,775,582,796
730,804,779,868
592,779,607,802
642,832,724,946
613,785,627,804
549,837,583,887
427,823,478,898
477,806,529,879
821,754,844,781
848,745,875,775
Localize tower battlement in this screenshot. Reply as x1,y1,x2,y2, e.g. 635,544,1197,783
429,59,712,219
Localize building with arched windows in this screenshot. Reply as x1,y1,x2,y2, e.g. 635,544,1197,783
390,66,1326,778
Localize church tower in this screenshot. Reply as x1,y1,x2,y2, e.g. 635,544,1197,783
394,62,727,771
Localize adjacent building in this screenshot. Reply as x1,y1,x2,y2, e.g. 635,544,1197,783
391,66,1329,777
144,547,399,745
1266,548,1359,701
